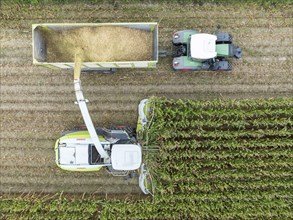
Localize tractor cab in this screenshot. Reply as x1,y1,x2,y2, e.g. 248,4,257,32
190,34,217,60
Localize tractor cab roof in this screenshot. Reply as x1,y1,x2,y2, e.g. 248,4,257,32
190,33,217,60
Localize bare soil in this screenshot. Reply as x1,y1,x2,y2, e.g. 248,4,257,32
0,3,292,195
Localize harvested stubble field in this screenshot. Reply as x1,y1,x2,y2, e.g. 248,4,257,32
0,2,293,197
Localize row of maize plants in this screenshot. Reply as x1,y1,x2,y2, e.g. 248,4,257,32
0,194,101,220
102,97,293,219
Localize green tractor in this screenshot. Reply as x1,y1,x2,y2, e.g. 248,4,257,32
172,30,242,71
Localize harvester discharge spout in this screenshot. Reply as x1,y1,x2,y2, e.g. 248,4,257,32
73,58,110,159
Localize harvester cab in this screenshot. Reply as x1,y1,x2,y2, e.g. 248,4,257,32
172,30,242,71
54,60,142,173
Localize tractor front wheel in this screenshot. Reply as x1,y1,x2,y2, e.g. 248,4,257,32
216,33,233,44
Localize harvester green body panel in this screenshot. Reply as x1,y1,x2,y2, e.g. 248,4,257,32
59,131,106,142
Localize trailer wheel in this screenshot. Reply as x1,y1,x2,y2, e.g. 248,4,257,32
80,68,117,74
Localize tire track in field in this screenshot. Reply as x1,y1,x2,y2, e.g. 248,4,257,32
0,182,142,194
1,3,292,23
2,84,292,94
2,83,292,103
